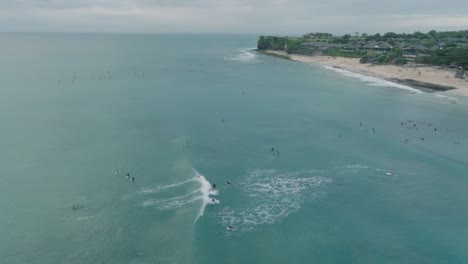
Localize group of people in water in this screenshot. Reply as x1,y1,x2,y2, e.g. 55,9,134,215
72,204,83,211
115,169,135,182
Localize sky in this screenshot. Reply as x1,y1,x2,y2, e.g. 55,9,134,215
0,0,467,34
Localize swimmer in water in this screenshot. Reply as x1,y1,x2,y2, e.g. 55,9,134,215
212,183,217,189
126,173,130,178
271,147,275,151
132,177,135,182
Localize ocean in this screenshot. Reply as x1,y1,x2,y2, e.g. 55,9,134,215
0,33,467,264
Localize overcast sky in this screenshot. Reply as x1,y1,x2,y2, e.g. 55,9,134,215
1,0,467,34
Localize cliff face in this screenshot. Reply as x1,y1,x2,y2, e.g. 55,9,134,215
257,36,288,50
257,36,320,56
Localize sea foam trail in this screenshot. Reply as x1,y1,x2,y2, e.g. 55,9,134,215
139,169,218,222
140,178,197,194
323,66,423,94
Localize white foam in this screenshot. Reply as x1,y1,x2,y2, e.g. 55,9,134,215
323,66,423,94
141,189,200,207
345,164,369,169
224,49,262,63
435,94,459,100
219,169,332,233
139,169,218,222
194,170,218,220
75,215,93,221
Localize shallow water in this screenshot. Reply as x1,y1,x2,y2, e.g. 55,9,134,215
0,33,467,264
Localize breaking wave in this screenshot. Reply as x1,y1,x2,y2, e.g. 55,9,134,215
139,169,218,222
224,48,262,63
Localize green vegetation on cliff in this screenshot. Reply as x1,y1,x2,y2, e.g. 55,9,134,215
258,30,468,68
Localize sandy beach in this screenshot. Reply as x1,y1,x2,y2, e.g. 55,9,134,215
264,50,468,95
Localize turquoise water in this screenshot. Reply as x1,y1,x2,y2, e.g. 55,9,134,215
0,33,467,264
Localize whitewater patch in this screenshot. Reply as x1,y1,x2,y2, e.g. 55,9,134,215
345,164,369,169
75,215,94,221
140,169,218,221
219,169,332,232
434,93,459,101
224,48,262,63
324,66,423,94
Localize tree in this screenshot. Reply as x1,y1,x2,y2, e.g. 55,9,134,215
383,32,397,40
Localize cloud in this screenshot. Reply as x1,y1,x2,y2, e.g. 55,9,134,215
0,0,467,33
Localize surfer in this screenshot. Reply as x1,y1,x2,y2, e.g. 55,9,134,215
212,183,217,189
227,225,234,230
271,147,275,152
212,198,216,203
126,172,130,178
132,177,135,182
226,181,233,185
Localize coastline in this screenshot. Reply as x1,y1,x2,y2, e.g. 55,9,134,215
261,50,468,95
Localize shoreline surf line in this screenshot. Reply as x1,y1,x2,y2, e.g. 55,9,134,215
259,50,468,95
